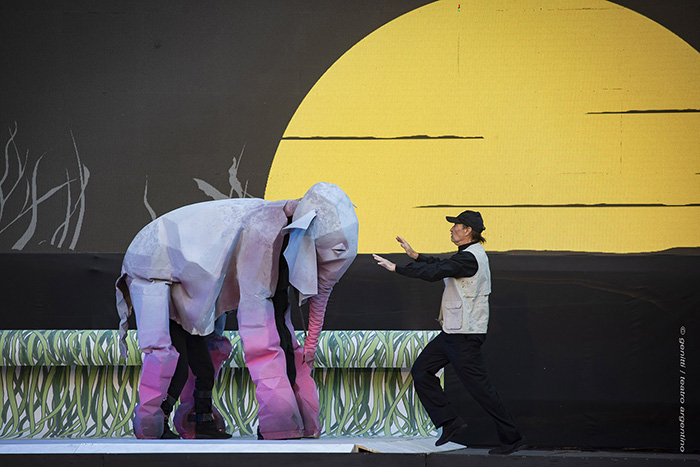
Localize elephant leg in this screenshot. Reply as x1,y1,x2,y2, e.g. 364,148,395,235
238,295,303,440
206,331,233,435
128,277,179,439
286,314,321,438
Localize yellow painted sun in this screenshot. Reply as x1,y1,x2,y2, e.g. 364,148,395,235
265,0,700,254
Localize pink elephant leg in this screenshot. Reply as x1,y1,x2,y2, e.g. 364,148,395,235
174,333,232,439
128,278,179,439
282,312,321,437
292,344,321,438
238,296,303,440
135,348,179,438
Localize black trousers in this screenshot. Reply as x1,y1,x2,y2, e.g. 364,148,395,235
411,332,521,444
167,320,215,399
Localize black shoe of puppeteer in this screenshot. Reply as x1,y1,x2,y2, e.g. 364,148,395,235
195,420,232,439
194,414,232,440
489,437,527,455
160,420,180,439
435,417,468,447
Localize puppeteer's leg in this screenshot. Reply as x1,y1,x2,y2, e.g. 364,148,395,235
173,315,232,439
159,320,190,439
410,332,455,428
451,334,521,445
128,277,180,439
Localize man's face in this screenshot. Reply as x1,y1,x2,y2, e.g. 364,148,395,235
450,223,472,246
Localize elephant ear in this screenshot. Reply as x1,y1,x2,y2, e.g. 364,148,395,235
282,209,318,299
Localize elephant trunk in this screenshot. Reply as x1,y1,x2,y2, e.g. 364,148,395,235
303,277,334,365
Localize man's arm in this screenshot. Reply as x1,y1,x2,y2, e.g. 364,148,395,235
374,236,478,280
396,251,478,282
415,253,442,264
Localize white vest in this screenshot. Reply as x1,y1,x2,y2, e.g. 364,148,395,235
438,243,491,334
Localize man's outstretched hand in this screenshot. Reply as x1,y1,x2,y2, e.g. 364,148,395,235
374,236,418,271
396,236,418,259
373,254,396,272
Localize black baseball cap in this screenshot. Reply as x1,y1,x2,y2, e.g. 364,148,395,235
446,210,485,232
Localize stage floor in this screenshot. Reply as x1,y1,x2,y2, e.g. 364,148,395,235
1,437,697,458
1,437,697,467
0,436,460,454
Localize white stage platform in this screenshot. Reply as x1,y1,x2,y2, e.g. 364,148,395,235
0,437,463,454
1,437,697,467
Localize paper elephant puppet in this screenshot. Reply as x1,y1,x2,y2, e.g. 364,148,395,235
116,182,359,439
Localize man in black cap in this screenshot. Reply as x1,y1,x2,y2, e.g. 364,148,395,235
373,211,525,455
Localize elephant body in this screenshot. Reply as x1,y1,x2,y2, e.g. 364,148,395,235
116,183,358,439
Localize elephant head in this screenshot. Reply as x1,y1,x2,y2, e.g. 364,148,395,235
282,182,358,364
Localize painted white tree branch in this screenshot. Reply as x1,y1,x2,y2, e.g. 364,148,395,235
68,131,89,250
1,124,90,251
143,176,157,221
51,169,72,247
12,154,43,249
144,144,251,219
228,143,246,198
193,178,228,200
1,123,28,221
195,143,251,201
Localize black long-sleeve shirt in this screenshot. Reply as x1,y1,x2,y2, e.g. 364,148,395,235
394,241,479,282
